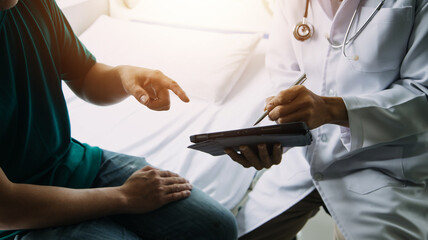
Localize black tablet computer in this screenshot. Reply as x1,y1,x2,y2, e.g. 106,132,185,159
188,122,312,156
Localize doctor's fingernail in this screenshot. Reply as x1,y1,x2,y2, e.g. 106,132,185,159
140,95,148,104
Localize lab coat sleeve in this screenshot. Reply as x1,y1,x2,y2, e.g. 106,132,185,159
266,0,302,94
342,1,428,151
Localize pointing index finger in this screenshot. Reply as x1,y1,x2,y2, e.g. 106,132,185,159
168,79,190,103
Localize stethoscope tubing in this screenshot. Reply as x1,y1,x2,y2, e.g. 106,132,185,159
328,0,386,49
294,0,386,59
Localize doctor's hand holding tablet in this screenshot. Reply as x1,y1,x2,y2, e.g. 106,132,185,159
224,73,348,170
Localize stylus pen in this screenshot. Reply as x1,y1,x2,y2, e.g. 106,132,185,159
253,73,307,126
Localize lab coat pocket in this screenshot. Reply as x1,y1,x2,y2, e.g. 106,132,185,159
345,168,406,195
341,145,406,195
347,6,413,73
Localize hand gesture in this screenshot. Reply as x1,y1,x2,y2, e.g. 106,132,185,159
119,66,190,111
119,166,192,214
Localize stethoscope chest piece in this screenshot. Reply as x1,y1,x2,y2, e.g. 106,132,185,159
294,0,314,42
293,21,314,41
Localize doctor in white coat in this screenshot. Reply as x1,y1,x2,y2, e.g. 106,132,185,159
226,0,428,239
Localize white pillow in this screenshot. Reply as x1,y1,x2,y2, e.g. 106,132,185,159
123,0,139,9
79,16,262,103
110,0,273,34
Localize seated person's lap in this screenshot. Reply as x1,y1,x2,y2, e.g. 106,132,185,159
16,150,237,240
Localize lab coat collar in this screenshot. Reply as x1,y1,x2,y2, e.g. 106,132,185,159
329,0,361,45
317,0,343,20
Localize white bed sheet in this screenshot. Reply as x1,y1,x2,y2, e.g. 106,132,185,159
64,19,275,211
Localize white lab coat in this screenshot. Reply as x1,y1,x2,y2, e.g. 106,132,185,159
236,0,428,239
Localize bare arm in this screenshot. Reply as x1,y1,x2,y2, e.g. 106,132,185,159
0,166,191,230
66,63,189,109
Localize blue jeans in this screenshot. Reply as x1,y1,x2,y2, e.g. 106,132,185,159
16,150,237,240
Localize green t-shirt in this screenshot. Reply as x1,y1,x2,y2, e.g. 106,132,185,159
0,0,102,238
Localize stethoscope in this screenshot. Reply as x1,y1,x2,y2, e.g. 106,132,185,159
293,0,314,41
294,0,386,60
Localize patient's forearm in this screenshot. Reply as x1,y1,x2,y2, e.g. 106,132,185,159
66,63,189,109
67,63,129,106
0,181,125,230
0,165,192,231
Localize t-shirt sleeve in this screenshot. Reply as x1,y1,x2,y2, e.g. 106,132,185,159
47,0,96,80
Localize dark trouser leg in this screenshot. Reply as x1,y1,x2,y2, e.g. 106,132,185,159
239,190,324,240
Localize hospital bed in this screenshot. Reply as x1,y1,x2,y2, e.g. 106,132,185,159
61,0,334,238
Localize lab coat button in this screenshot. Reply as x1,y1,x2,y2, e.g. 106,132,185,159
321,133,328,142
314,172,324,181
328,89,336,96
324,33,330,40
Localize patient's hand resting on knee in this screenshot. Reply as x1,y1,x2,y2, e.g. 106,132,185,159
118,166,192,214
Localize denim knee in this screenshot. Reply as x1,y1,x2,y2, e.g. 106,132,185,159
200,201,238,240
175,188,238,240
114,187,237,240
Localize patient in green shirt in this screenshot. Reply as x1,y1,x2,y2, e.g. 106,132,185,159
0,0,237,239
